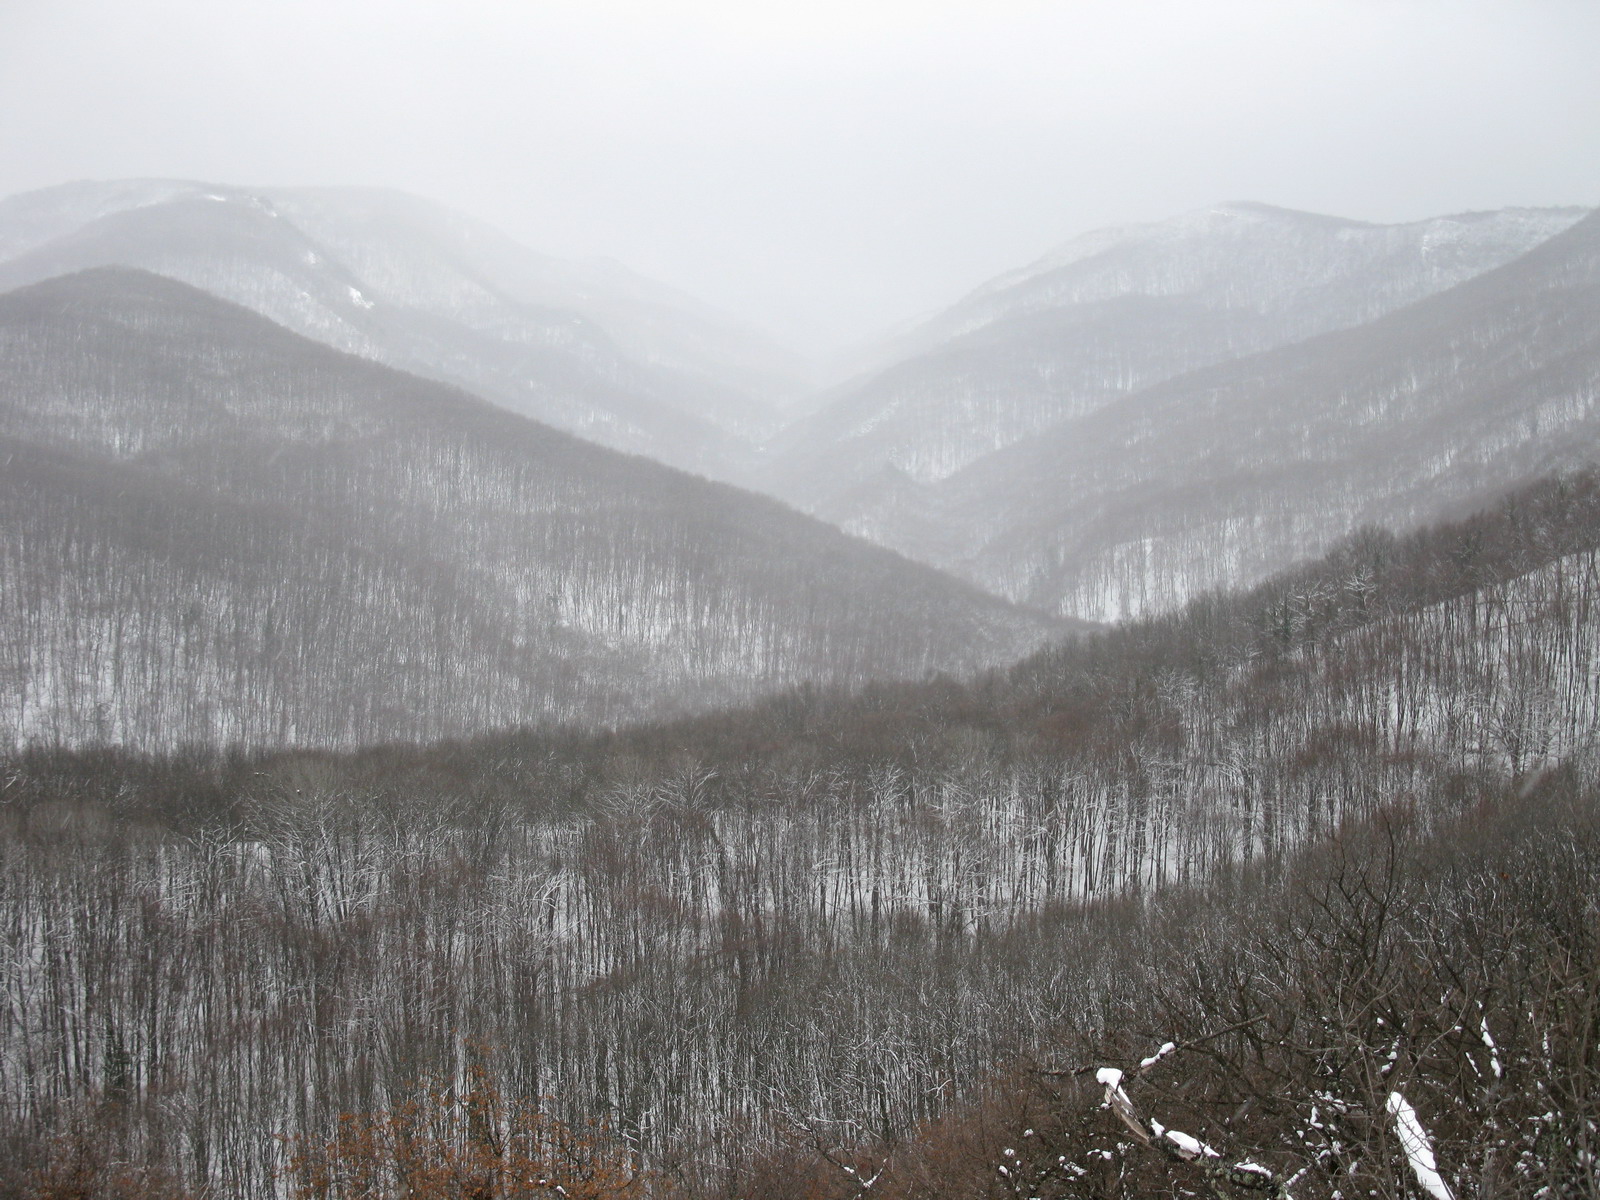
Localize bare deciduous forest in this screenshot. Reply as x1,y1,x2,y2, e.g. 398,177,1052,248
4,2,1600,1195
0,269,1064,748
3,470,1596,1198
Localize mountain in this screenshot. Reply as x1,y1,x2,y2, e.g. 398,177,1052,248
0,179,807,479
926,207,1600,620
0,268,1068,750
770,202,1587,519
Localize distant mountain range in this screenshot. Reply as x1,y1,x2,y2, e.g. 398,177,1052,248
0,180,806,480
3,181,1596,749
763,201,1597,619
0,268,1065,749
945,208,1600,619
772,203,1585,502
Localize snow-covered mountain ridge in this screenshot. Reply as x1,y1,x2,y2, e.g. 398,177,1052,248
0,179,806,480
949,201,1587,337
921,207,1600,620
770,202,1586,511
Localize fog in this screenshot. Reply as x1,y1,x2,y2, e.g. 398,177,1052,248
1,0,1596,352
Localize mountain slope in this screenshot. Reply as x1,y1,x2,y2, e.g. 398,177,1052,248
270,187,809,426
0,180,803,478
936,207,1600,619
5,469,1597,1197
0,268,1067,749
772,202,1586,518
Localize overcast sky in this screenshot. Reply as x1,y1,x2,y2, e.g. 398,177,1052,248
1,0,1597,350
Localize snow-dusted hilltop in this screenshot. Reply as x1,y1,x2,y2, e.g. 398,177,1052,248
0,179,807,479
758,200,1596,620
844,208,1600,621
770,202,1586,514
0,268,1065,749
917,200,1586,351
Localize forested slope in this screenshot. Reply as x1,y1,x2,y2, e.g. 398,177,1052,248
2,469,1596,1197
0,268,1063,749
770,203,1585,531
908,206,1600,620
743,773,1600,1200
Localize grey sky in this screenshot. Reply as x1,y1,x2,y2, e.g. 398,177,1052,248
2,0,1597,351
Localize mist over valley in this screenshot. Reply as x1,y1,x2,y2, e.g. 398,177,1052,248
3,3,1599,1196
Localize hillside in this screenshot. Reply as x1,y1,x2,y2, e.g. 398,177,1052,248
0,268,1065,749
0,180,804,478
770,202,1586,519
937,206,1600,619
2,469,1596,1197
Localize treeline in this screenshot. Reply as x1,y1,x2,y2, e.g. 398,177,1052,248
1,470,1598,1197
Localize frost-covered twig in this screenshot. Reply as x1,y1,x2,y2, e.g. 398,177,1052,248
1035,1016,1268,1079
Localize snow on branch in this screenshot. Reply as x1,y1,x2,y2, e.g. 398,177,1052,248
1139,1041,1176,1070
1091,1056,1292,1196
1386,1092,1455,1200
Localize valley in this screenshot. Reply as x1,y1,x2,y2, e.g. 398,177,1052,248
0,181,1596,1200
